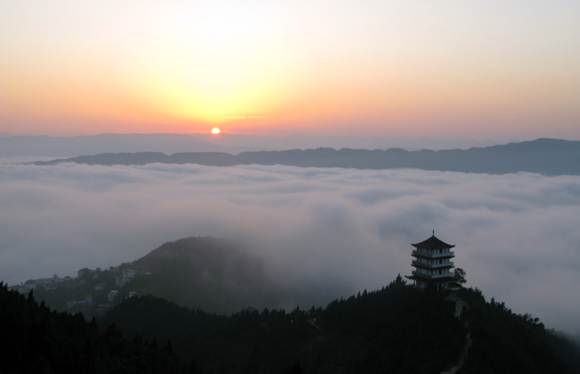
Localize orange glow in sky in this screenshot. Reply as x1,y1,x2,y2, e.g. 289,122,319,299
1,1,580,140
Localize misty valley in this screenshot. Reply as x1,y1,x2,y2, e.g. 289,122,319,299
2,140,580,373
3,236,580,374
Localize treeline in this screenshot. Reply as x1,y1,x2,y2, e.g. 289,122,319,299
100,277,465,374
5,277,580,374
0,283,201,374
99,277,580,374
458,288,580,373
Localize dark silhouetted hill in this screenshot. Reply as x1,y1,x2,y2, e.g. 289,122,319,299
0,283,199,374
34,138,580,176
120,237,289,314
32,237,325,319
99,278,580,374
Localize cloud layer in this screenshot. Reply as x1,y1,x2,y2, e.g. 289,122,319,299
1,160,579,333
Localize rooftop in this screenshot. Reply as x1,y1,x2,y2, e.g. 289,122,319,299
412,232,455,250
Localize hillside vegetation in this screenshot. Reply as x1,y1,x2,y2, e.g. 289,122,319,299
0,283,199,374
99,278,580,374
125,237,287,314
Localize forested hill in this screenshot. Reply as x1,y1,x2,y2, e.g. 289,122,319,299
31,236,338,318
99,278,580,374
124,237,287,314
33,138,580,175
0,283,198,374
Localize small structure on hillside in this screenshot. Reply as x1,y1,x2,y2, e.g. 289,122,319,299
405,231,456,290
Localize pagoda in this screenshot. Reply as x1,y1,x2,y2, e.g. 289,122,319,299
405,231,456,289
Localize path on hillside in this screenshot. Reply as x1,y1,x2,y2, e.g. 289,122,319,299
441,295,471,374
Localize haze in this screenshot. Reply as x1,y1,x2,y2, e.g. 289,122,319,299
1,0,579,339
1,0,580,140
1,160,579,334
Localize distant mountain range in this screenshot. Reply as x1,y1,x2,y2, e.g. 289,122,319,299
33,138,580,176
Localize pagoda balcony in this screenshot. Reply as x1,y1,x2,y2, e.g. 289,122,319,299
412,270,452,279
412,250,454,259
412,260,454,269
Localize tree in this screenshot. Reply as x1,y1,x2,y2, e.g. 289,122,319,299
452,268,467,288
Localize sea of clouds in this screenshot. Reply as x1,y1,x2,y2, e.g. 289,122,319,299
1,159,579,333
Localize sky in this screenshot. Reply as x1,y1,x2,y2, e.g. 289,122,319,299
1,1,580,140
1,161,580,333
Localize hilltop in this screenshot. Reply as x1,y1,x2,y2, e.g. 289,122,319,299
126,237,286,313
98,278,580,374
28,237,316,317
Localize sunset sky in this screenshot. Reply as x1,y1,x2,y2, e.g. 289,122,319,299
1,0,579,139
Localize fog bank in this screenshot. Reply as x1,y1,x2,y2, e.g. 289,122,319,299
1,160,579,333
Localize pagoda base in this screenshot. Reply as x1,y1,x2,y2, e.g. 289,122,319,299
405,275,456,289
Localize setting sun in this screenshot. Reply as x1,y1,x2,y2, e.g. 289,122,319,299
211,127,221,134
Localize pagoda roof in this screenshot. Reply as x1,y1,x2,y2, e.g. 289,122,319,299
412,234,455,249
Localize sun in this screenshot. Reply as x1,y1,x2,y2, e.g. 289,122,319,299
211,127,221,134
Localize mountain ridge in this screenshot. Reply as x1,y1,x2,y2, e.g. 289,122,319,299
32,138,580,176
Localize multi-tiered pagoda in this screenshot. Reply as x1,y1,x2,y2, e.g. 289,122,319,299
405,231,456,289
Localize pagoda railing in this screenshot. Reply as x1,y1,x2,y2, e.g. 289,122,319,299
412,250,455,259
411,270,453,279
412,260,454,269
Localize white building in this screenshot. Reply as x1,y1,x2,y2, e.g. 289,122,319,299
405,232,456,290
108,290,118,302
115,269,136,288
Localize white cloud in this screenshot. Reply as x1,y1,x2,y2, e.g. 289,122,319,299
1,160,579,333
